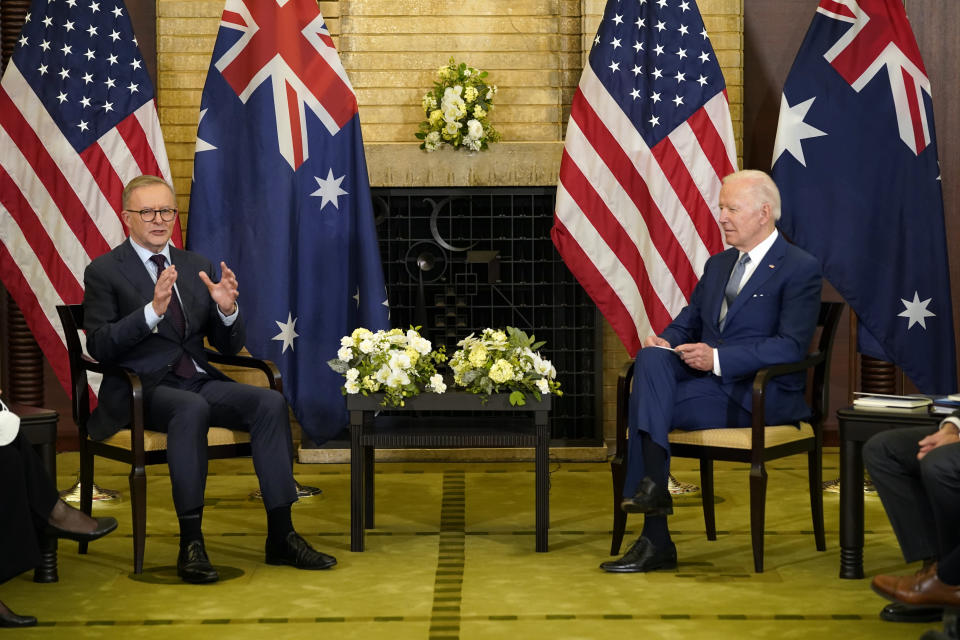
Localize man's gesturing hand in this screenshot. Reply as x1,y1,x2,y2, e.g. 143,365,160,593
199,261,239,316
152,264,177,316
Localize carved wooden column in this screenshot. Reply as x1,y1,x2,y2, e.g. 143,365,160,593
1,1,45,406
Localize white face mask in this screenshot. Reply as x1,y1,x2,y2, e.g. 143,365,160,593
0,399,20,447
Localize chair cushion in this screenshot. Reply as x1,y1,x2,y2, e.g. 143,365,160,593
668,422,814,449
101,427,251,451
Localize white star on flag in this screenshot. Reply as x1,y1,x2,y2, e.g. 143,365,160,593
897,291,936,330
310,169,349,211
772,94,827,167
272,312,299,353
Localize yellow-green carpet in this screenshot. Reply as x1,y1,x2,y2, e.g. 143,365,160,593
1,449,939,639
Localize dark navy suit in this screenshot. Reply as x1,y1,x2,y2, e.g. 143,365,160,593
624,233,822,496
82,239,297,512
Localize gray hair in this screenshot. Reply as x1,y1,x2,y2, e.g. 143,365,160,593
122,175,174,209
722,170,781,221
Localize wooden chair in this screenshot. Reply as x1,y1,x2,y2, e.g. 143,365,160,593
610,301,844,572
57,303,281,574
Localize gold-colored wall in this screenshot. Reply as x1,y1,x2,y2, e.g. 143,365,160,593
157,0,743,447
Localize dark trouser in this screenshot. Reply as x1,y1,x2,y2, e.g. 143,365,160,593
624,347,751,498
863,426,960,568
0,431,59,583
145,374,297,513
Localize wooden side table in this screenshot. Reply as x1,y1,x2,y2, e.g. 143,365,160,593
836,407,941,579
348,392,551,552
14,402,60,583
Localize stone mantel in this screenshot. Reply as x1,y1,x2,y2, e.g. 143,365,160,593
364,141,564,188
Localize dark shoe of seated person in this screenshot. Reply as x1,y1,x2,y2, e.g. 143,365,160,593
177,539,219,584
880,602,943,623
879,563,943,623
265,531,337,570
600,536,678,573
872,563,960,608
0,599,36,628
620,476,673,515
46,499,118,542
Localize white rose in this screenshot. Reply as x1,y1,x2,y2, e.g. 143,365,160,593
389,352,411,370
429,374,447,393
337,346,353,362
466,119,483,139
345,380,360,394
359,339,375,354
536,378,550,394
340,336,354,347
346,368,359,381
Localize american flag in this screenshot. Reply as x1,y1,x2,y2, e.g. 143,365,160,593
0,0,173,396
553,0,737,356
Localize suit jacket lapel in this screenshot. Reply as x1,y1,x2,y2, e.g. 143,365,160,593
115,238,157,303
724,235,787,328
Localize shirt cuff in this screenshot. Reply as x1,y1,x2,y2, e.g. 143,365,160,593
940,416,960,433
143,302,162,330
712,348,721,376
218,302,239,326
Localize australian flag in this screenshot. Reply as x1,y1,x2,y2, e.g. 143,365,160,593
772,0,956,394
187,0,389,443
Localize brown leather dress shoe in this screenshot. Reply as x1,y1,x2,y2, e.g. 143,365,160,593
871,563,960,608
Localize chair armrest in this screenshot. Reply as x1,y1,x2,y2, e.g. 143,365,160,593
205,350,283,393
77,359,148,463
751,351,825,398
748,350,826,455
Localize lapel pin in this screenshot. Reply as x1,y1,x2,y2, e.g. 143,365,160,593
768,264,775,269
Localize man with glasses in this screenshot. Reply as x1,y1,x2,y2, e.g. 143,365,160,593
82,175,336,584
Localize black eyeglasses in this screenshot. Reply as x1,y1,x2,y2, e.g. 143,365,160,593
124,207,179,222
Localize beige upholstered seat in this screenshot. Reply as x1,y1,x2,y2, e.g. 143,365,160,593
101,427,251,452
668,423,814,449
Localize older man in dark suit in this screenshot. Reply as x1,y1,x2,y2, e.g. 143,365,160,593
83,175,335,583
602,170,823,573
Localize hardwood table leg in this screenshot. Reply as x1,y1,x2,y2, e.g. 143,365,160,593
350,411,365,552
535,410,549,552
839,435,865,579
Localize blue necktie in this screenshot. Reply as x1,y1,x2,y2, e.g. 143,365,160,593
150,254,196,378
720,254,750,330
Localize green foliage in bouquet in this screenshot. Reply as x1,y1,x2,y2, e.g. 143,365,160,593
327,327,447,408
449,327,562,406
415,57,501,152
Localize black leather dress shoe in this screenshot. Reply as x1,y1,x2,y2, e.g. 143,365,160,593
265,532,337,570
880,602,943,622
600,536,678,573
47,516,118,543
177,539,219,584
0,609,37,628
620,477,673,515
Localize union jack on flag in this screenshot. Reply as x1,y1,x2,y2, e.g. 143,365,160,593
552,0,738,356
0,0,174,398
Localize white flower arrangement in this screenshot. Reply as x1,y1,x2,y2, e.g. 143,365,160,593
449,327,562,406
328,327,447,407
416,57,501,152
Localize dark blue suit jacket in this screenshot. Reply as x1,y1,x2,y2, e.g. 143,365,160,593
659,233,822,425
82,239,245,440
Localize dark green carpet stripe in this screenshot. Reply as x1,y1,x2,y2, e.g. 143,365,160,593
32,613,871,626
429,470,466,640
